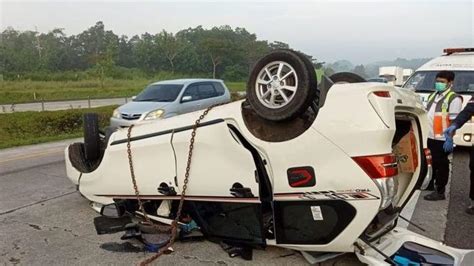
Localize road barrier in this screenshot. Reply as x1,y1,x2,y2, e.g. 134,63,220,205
2,92,247,113
1,97,131,113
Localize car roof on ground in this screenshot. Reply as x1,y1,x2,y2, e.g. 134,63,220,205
150,79,223,85
417,52,474,71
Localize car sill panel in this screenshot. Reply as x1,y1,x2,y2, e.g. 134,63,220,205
110,118,225,145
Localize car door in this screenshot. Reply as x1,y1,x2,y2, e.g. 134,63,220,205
170,117,265,245
179,84,202,114
196,83,220,108
211,81,228,104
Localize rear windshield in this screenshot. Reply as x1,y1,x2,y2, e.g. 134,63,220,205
403,71,474,94
134,84,183,102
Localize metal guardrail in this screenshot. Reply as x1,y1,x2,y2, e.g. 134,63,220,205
1,97,131,113
2,91,247,113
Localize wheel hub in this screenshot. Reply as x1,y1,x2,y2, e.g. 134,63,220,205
255,61,298,109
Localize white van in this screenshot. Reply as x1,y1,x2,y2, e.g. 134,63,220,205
403,48,474,147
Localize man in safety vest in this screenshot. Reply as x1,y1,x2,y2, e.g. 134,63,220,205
424,71,463,201
443,98,474,214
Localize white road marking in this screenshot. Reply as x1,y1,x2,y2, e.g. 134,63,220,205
0,149,63,164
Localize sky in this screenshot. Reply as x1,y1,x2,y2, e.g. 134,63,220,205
1,0,473,64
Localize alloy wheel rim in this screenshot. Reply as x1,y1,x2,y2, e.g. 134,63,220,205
255,61,298,109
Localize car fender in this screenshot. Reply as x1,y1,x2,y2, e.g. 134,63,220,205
163,112,178,118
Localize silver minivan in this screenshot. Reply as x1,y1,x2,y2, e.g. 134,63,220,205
110,79,231,127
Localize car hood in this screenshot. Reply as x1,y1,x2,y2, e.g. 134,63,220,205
118,101,171,115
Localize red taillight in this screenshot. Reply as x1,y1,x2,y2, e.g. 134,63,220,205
424,148,432,166
353,154,398,179
373,91,391,98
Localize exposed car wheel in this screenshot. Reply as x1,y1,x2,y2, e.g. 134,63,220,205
293,51,320,112
329,72,366,84
103,126,117,146
83,113,101,162
247,49,317,121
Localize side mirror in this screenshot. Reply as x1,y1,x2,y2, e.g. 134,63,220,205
100,203,125,218
181,95,192,102
131,96,136,100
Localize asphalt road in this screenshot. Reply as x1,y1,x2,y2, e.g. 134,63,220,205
0,140,472,265
445,148,474,249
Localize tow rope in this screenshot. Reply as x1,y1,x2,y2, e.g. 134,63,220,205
126,104,221,265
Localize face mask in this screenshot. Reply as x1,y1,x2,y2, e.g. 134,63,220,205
435,82,447,92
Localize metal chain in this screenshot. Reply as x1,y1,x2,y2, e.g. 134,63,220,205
127,125,171,233
126,104,222,265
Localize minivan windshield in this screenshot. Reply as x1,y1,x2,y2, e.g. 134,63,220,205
134,84,184,102
403,71,474,94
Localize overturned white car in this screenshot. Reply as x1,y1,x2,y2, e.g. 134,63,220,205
65,50,473,265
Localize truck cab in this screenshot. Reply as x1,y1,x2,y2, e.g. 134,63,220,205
403,48,474,147
379,66,404,86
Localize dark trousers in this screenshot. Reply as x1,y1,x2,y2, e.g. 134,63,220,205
428,139,451,194
470,146,474,200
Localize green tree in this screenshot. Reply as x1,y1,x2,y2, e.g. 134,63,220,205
0,28,40,74
269,41,290,50
93,43,117,88
116,35,135,68
38,28,70,71
200,29,233,78
324,67,335,76
155,30,185,73
1,22,318,81
133,33,160,73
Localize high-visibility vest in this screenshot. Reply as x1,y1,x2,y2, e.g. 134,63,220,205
426,89,460,139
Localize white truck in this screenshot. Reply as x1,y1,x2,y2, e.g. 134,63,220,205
379,66,405,86
403,68,414,82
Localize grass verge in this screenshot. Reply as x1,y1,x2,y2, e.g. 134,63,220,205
0,92,247,149
0,79,246,104
0,105,117,149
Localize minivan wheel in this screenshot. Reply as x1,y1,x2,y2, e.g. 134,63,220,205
83,113,101,162
247,49,317,121
329,72,366,84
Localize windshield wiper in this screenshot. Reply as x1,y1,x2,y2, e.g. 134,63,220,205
156,99,174,102
415,89,434,93
135,98,159,102
134,97,175,102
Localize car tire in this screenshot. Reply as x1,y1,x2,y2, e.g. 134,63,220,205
103,126,117,146
293,50,320,111
329,72,366,84
83,113,100,162
247,49,317,121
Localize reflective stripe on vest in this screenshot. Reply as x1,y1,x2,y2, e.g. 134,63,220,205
426,89,458,139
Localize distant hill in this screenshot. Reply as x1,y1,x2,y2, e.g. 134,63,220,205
326,58,432,78
325,60,354,73
364,58,432,78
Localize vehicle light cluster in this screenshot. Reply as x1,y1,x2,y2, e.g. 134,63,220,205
353,154,399,210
